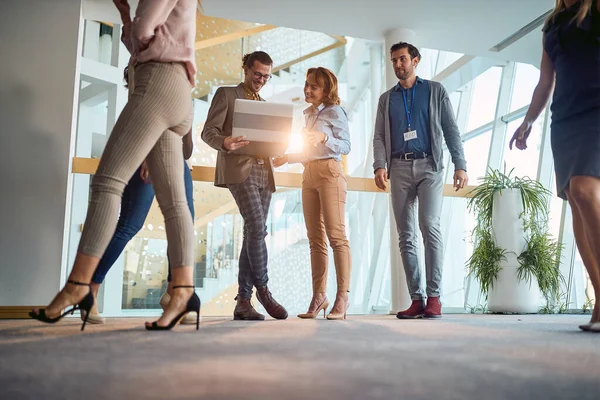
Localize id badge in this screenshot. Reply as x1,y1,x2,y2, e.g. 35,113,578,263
404,130,417,141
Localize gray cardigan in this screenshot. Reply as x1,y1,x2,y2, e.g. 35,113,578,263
373,80,467,174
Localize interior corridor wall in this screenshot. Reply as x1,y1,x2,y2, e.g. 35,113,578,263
0,0,83,306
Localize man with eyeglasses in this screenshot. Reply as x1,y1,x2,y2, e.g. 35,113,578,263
201,51,288,321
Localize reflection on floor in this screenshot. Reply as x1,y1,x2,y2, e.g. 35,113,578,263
1,314,599,400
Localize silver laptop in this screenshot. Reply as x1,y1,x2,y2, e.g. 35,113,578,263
231,99,294,157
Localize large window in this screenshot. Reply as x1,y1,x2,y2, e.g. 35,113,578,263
502,113,545,180
462,130,492,183
510,63,540,112
466,67,502,131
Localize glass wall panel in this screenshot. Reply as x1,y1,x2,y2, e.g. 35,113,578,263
510,63,540,112
465,67,502,131
440,197,473,308
502,114,545,179
117,181,392,316
435,51,465,75
462,130,492,183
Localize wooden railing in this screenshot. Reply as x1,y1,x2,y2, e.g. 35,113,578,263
72,157,475,197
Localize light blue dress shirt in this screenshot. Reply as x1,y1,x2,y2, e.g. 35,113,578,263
288,104,351,163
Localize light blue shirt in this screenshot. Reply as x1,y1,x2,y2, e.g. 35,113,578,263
288,104,351,163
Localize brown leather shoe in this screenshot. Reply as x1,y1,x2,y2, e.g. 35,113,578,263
233,296,265,321
256,286,288,320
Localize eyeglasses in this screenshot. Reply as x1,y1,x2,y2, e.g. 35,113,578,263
251,69,272,82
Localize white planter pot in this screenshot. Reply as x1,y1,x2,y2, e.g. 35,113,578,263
487,266,541,313
491,188,526,254
487,188,541,313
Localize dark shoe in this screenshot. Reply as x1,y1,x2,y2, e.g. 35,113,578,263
160,292,201,324
396,299,425,319
30,280,95,331
233,296,265,321
256,286,288,320
423,297,442,319
145,286,201,331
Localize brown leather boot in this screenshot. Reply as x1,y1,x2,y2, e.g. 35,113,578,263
233,296,265,321
256,286,288,320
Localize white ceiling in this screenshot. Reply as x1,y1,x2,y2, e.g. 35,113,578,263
202,0,555,67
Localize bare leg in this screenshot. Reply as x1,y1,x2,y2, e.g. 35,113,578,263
167,282,175,297
567,199,600,322
566,176,600,323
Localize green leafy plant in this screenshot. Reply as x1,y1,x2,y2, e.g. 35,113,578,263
539,292,569,314
467,303,488,314
466,166,564,309
466,228,505,295
467,167,551,227
582,298,594,314
517,219,564,305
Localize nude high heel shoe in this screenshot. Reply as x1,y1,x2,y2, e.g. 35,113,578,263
327,294,349,320
297,298,329,319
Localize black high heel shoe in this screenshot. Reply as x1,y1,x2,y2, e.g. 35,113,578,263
146,286,201,331
29,280,94,331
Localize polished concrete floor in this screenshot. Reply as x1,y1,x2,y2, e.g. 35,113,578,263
0,314,599,400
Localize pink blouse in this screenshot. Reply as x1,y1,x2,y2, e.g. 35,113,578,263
119,0,197,87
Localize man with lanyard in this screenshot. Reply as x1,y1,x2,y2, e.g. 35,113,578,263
373,42,468,319
202,51,288,321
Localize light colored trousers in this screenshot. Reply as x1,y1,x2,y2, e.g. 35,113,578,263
78,62,194,268
389,157,444,300
302,159,351,293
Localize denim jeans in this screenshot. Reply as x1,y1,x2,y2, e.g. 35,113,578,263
91,160,195,284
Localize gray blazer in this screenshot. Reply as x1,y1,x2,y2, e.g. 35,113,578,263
372,80,467,175
201,83,276,190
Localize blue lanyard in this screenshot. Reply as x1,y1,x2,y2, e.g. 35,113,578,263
401,85,416,131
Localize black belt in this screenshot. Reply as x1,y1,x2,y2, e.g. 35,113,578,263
394,152,428,160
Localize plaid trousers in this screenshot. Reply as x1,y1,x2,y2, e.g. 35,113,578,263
227,162,273,298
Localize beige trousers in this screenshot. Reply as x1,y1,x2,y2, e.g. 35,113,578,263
78,62,194,267
302,159,351,293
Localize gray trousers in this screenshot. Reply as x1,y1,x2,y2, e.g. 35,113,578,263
389,157,444,300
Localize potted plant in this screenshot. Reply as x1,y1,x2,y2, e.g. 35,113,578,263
466,167,563,313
